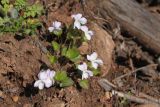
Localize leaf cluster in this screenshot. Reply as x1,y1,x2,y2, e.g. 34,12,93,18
0,0,44,35
47,24,96,89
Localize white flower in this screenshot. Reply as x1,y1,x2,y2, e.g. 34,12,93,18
78,62,93,79
48,21,62,32
34,80,44,90
87,52,103,69
80,26,93,40
34,69,56,90
71,13,87,29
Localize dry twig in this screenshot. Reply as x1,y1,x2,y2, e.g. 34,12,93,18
98,79,160,105
113,64,158,82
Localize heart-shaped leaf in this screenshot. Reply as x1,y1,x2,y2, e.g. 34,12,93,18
79,79,89,89
52,41,60,51
61,46,67,56
92,69,100,76
48,55,57,64
55,71,68,82
65,47,81,62
60,77,74,87
53,30,62,37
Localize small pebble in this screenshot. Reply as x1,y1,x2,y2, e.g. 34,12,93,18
0,90,5,99
12,96,19,103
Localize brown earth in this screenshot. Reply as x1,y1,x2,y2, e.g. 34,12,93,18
0,0,160,107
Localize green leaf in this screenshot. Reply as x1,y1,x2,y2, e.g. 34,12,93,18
49,55,57,64
55,71,68,82
24,29,32,35
1,0,9,5
23,4,43,18
0,5,6,17
52,41,60,51
60,77,74,87
89,64,100,76
67,28,81,40
61,46,67,56
92,69,100,76
65,47,81,62
79,79,89,89
14,0,27,10
53,30,62,37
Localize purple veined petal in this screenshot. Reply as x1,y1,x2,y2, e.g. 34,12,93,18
46,69,51,74
47,70,56,79
50,71,56,78
92,61,98,69
86,70,93,77
48,27,54,32
79,17,87,24
80,26,88,32
43,78,53,88
46,69,51,77
74,21,81,29
38,71,48,80
34,80,42,87
38,82,45,90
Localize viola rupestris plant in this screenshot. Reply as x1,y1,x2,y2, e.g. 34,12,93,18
34,13,103,90
0,0,44,35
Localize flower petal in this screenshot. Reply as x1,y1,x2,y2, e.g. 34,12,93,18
92,61,98,69
88,30,94,36
87,52,97,61
80,26,88,32
46,69,56,79
86,70,93,77
34,80,42,87
54,21,61,29
74,21,81,29
38,71,48,80
78,64,85,71
43,78,53,88
84,32,91,40
95,59,103,65
82,72,89,79
72,13,82,20
78,62,88,71
79,17,87,24
48,27,54,32
38,82,45,90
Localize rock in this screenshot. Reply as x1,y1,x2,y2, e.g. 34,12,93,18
0,90,5,99
12,95,19,103
90,23,115,76
78,42,89,55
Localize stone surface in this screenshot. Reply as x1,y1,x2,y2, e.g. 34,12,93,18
90,23,115,76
